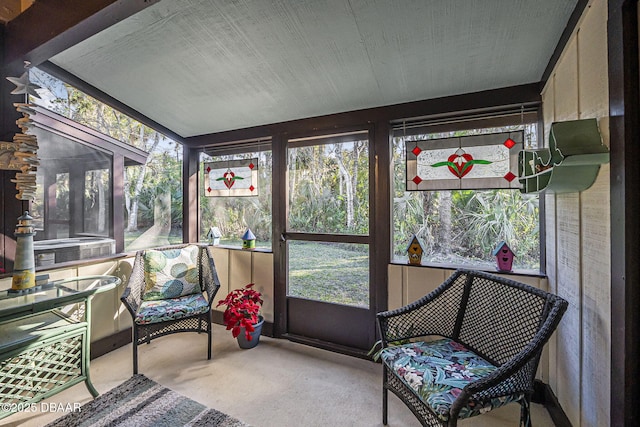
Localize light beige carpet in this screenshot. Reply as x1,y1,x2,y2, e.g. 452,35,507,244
4,324,554,427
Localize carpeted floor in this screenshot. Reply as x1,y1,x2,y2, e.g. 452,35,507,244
44,374,248,427
3,324,554,426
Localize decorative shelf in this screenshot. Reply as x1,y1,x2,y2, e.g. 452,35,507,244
518,118,609,193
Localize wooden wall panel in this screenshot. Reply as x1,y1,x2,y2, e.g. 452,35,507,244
539,3,613,423
541,78,556,136
542,77,560,392
0,277,11,288
576,3,611,426
229,250,252,293
210,248,275,322
554,37,580,121
210,247,230,310
545,192,559,391
580,167,611,427
387,264,404,310
555,193,582,427
578,0,609,122
114,257,134,331
0,248,276,342
253,251,274,322
78,260,120,341
406,266,445,304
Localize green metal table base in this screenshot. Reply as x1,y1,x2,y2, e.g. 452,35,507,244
0,313,96,419
0,276,120,419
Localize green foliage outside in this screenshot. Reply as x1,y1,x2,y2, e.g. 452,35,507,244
199,152,273,246
288,142,369,235
393,132,540,271
31,68,184,250
30,68,540,272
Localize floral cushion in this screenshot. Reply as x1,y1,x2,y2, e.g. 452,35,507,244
142,245,200,301
380,338,523,421
135,293,209,325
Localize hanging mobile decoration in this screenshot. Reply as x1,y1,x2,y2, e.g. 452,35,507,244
10,103,39,200
6,70,42,99
6,62,41,201
5,62,41,291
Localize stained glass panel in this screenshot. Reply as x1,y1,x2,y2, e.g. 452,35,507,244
204,158,259,197
406,131,523,190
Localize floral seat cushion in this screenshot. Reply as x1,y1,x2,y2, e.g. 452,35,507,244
142,245,200,301
135,293,209,325
380,338,524,421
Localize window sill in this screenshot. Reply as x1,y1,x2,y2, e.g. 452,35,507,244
205,244,273,254
390,258,546,278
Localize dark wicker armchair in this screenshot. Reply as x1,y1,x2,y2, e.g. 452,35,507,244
120,244,221,374
377,269,568,427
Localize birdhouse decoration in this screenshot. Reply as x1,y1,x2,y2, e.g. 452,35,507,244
206,226,222,245
406,234,424,265
492,241,515,272
242,228,256,250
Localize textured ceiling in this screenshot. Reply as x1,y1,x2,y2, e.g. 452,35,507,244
49,0,578,138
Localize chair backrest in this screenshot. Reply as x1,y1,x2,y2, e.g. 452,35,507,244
141,244,202,301
452,269,568,367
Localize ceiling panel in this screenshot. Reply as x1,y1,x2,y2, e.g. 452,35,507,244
49,0,578,138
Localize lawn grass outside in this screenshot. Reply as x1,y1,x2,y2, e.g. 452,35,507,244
288,241,369,307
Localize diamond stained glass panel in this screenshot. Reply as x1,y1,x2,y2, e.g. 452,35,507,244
406,131,523,190
204,158,259,197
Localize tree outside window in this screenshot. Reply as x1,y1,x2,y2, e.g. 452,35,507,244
393,124,540,271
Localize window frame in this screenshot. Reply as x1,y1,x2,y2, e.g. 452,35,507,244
198,140,274,250
390,110,545,275
29,106,148,265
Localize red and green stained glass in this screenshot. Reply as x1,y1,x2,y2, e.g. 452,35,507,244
204,158,258,197
406,131,523,190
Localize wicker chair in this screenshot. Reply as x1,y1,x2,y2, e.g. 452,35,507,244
120,244,221,374
377,269,568,427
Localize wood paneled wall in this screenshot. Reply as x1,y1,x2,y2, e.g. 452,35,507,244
541,0,611,425
0,247,276,340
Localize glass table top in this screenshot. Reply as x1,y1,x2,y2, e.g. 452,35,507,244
0,275,121,320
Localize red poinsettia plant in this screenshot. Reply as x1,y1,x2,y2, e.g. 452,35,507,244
216,283,263,341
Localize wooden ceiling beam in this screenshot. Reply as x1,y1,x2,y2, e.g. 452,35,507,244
3,0,160,68
185,83,541,148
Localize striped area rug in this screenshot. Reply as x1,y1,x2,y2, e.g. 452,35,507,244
45,375,249,427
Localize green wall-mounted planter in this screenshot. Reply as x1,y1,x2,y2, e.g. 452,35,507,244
518,118,609,193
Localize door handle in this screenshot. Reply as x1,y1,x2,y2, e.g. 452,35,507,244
280,233,286,243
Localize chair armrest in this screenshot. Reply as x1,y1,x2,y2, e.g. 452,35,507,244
120,250,145,317
449,295,568,418
201,246,221,306
377,271,468,345
466,296,568,394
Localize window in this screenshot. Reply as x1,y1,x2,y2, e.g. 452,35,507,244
392,120,541,271
288,138,369,235
124,142,184,251
22,68,183,266
199,146,272,249
286,133,370,307
30,121,115,264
